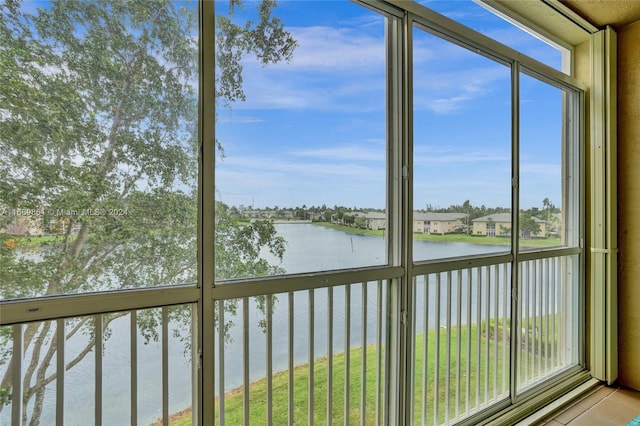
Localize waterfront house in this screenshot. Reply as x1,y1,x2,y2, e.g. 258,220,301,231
413,212,467,234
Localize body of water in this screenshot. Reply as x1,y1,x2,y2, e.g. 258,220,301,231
2,223,510,425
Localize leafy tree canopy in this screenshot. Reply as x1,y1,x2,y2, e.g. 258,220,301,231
0,0,295,423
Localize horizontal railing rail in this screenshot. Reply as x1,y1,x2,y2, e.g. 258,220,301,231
0,285,199,326
212,265,404,299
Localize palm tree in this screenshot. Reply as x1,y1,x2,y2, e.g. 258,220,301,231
543,197,551,235
463,199,471,234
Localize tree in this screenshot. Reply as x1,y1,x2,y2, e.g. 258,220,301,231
543,197,551,226
519,214,541,239
0,0,295,423
462,199,471,234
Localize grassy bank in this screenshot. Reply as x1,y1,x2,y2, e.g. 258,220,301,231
161,320,524,425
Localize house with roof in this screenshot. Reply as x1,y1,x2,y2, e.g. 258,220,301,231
353,211,386,230
472,213,547,237
413,212,467,234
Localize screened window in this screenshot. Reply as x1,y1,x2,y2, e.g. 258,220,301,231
0,1,198,300
214,1,388,281
412,24,512,261
424,0,568,72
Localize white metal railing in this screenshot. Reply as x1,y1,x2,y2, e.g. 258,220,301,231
411,261,511,425
1,305,196,426
517,255,577,391
0,253,580,425
409,252,578,425
212,280,389,425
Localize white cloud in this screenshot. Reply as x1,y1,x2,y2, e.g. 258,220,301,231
290,143,385,163
215,153,386,208
414,146,509,165
224,20,387,111
216,114,265,124
414,66,509,114
269,25,385,72
218,155,382,180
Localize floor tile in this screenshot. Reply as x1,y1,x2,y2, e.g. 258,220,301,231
554,402,588,424
589,397,640,425
568,411,618,426
576,386,616,410
613,388,640,410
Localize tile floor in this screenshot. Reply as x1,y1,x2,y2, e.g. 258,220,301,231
543,385,640,425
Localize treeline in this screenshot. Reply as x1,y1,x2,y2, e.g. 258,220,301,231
227,198,559,224
423,198,560,221
227,204,383,222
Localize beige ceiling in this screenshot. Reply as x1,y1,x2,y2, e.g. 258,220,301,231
562,0,640,29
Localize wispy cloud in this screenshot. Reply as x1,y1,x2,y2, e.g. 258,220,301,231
290,143,385,163
216,114,265,124
218,155,382,180
414,66,509,114
216,153,386,207
225,19,386,111
270,25,385,72
414,146,509,165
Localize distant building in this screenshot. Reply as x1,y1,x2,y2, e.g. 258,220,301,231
0,215,44,236
413,212,467,234
472,213,547,237
354,212,386,230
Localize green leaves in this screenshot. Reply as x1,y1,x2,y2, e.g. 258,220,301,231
215,0,297,104
1,0,199,299
214,202,285,280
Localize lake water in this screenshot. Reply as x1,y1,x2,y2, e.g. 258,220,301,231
2,223,509,425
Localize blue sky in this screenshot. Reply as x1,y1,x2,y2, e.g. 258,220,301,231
215,0,565,211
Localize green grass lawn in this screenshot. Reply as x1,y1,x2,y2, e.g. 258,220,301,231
163,320,516,426
162,315,563,426
11,234,71,247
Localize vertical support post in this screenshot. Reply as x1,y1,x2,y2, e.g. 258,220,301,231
218,300,225,425
95,315,103,426
445,272,452,424
456,271,462,419
327,287,334,426
266,294,273,425
484,267,491,402
502,263,509,395
589,27,617,384
475,268,482,406
243,298,250,426
421,276,428,424
288,292,295,426
307,290,314,426
361,282,368,426
344,285,351,426
57,319,65,426
434,274,441,425
510,61,521,402
465,269,472,413
493,265,499,400
375,281,383,425
162,307,169,426
11,324,23,426
131,311,138,426
199,1,217,425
